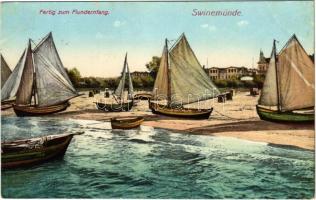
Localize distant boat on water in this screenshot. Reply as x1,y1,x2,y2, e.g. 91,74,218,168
95,53,134,112
1,32,79,116
149,33,220,119
256,35,314,122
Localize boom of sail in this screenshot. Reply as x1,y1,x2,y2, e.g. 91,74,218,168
1,32,78,107
152,34,220,106
259,35,314,111
1,54,12,88
114,53,134,100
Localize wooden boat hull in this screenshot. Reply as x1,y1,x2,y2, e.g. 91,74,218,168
1,134,74,169
111,116,144,129
1,100,15,110
149,101,213,119
13,102,70,117
256,105,314,123
134,93,153,100
95,101,133,112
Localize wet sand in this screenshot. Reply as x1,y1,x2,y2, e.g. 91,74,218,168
2,91,314,150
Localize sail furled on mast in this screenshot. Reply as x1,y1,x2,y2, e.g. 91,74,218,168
33,33,78,107
152,45,169,100
1,49,27,101
1,54,12,88
16,41,34,105
258,41,278,107
168,34,220,105
114,53,128,99
277,35,315,111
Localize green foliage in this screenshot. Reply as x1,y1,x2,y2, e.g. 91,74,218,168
132,76,154,89
214,78,257,89
253,75,265,89
66,67,81,87
145,56,161,78
214,80,228,88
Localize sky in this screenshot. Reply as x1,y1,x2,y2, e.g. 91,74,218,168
0,1,314,77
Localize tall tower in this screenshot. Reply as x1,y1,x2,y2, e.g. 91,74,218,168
259,49,265,62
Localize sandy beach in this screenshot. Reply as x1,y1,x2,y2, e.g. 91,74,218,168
2,91,314,150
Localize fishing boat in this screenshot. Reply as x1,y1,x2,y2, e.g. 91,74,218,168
111,116,144,129
257,35,314,123
2,133,74,169
95,53,134,112
149,33,220,119
1,54,12,88
1,32,79,116
1,54,14,110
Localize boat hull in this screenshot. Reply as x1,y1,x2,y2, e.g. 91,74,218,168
1,100,15,110
256,105,314,123
1,134,74,169
13,102,70,117
149,101,213,119
95,101,133,112
111,116,144,129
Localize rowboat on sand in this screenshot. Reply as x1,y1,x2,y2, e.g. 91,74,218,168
111,116,144,129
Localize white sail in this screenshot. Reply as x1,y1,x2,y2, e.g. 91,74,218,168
114,53,127,99
33,34,78,107
126,62,134,99
16,41,34,105
33,32,73,86
1,49,27,101
168,34,220,105
258,41,278,107
1,54,12,88
278,35,314,111
152,45,169,100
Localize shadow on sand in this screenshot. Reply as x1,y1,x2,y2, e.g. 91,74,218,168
185,120,314,134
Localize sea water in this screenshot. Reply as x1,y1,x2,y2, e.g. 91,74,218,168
1,117,314,198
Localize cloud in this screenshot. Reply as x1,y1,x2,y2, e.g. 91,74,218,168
201,24,217,32
237,20,249,27
113,20,126,27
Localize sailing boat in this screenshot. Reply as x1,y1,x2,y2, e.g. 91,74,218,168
256,35,314,122
1,54,14,110
95,53,134,112
1,54,12,88
1,32,79,116
149,33,220,119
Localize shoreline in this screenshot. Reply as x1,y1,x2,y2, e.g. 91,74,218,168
2,91,314,151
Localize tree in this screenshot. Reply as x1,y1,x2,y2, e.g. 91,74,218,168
146,56,161,78
66,67,81,87
253,75,265,89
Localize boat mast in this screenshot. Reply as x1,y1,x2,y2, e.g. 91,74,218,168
274,39,281,112
166,39,171,107
30,39,38,106
123,52,127,103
